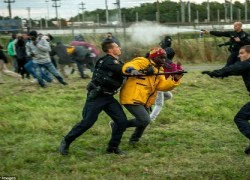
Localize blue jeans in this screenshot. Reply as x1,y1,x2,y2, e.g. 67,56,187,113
35,62,65,87
24,60,52,82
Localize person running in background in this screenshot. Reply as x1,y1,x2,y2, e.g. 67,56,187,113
150,47,182,121
0,44,21,83
26,30,67,88
159,34,172,50
103,32,121,47
7,33,18,73
15,33,29,79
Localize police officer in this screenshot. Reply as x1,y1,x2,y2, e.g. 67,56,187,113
202,21,250,67
59,40,127,155
202,45,250,155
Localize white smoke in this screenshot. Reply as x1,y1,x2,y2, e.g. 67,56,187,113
128,21,200,45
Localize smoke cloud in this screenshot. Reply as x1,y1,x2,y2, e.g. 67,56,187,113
128,21,200,46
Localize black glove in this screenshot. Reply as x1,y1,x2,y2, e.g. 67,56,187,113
201,71,211,75
201,70,221,78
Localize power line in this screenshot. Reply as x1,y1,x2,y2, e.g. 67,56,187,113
52,0,60,20
79,1,85,22
4,0,15,18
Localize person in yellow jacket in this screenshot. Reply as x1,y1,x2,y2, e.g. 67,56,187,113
119,47,184,144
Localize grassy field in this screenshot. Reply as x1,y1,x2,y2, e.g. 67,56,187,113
1,66,250,179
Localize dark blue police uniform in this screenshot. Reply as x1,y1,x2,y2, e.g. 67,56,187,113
210,30,250,67
63,54,127,154
206,59,250,154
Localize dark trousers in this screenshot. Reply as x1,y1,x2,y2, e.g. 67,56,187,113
65,94,127,148
234,102,250,140
225,51,240,67
17,58,29,78
124,104,151,142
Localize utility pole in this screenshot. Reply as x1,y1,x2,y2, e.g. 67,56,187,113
27,7,31,28
79,2,85,24
207,0,210,23
245,0,248,21
52,0,60,27
136,12,139,23
180,0,185,23
217,9,220,23
4,0,15,18
45,0,49,28
114,0,121,25
188,1,191,23
97,13,99,26
177,10,180,23
224,1,228,22
230,0,233,22
156,0,160,22
238,8,241,21
196,10,199,23
105,0,109,24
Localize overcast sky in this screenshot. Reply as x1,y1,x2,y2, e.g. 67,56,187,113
0,0,247,19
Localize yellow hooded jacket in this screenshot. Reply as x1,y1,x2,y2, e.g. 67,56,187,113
120,57,180,108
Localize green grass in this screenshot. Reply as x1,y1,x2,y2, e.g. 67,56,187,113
1,67,250,179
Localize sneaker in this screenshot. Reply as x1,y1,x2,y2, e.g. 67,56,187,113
244,142,250,155
106,147,127,155
59,138,70,155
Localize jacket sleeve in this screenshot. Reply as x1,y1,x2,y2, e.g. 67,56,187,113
210,31,232,37
156,75,180,91
211,61,250,77
122,57,150,74
36,39,51,52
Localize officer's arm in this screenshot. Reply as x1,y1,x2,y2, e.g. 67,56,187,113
210,31,231,37
211,61,250,77
122,57,149,74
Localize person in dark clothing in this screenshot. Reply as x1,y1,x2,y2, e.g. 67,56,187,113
15,34,29,79
53,42,75,78
202,21,250,67
103,32,121,47
159,34,172,50
0,44,21,82
202,45,250,155
59,40,128,155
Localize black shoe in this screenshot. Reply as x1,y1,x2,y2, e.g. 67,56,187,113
59,138,70,155
128,140,138,147
106,147,127,155
61,81,68,85
244,143,250,155
70,68,75,74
